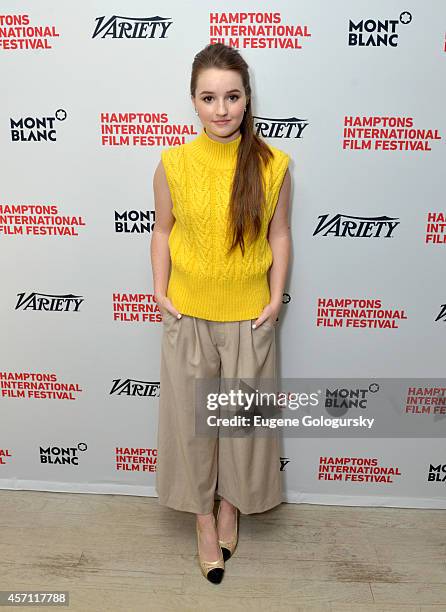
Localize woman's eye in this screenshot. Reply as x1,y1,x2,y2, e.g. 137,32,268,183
202,95,240,103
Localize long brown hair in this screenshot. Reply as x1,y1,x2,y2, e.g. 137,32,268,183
190,43,273,257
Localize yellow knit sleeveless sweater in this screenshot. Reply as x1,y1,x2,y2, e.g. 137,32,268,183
161,127,290,321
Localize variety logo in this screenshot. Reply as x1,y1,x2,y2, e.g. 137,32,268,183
316,298,408,329
15,292,84,312
0,14,60,50
110,378,160,397
0,204,86,237
116,447,157,472
324,383,379,416
115,210,155,234
0,372,83,400
10,110,67,142
280,456,290,471
348,12,412,47
426,212,446,244
318,456,402,483
405,386,446,415
40,443,87,465
253,116,308,139
209,12,311,49
92,15,172,39
313,214,399,238
342,115,441,151
435,304,446,323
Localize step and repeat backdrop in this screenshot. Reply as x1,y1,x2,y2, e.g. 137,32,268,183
1,2,445,509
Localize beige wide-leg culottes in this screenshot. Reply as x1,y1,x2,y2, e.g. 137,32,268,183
155,311,283,515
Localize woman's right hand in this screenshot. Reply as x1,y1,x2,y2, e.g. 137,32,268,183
156,295,182,321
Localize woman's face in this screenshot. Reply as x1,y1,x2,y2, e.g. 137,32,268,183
193,68,247,142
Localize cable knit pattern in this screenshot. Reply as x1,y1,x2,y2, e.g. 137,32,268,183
161,127,290,321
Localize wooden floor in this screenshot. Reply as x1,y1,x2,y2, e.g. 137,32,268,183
1,491,446,611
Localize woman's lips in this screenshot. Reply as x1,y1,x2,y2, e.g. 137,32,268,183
213,120,230,125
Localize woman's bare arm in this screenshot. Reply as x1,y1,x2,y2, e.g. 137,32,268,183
267,168,292,307
254,168,291,327
150,160,180,317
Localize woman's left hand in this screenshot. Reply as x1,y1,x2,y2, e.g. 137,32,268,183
252,302,281,329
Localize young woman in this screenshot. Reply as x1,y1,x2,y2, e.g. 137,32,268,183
151,43,291,584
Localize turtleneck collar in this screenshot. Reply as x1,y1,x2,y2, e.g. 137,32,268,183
189,127,242,169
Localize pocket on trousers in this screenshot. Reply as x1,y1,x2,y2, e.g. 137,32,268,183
162,309,177,326
255,319,277,331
